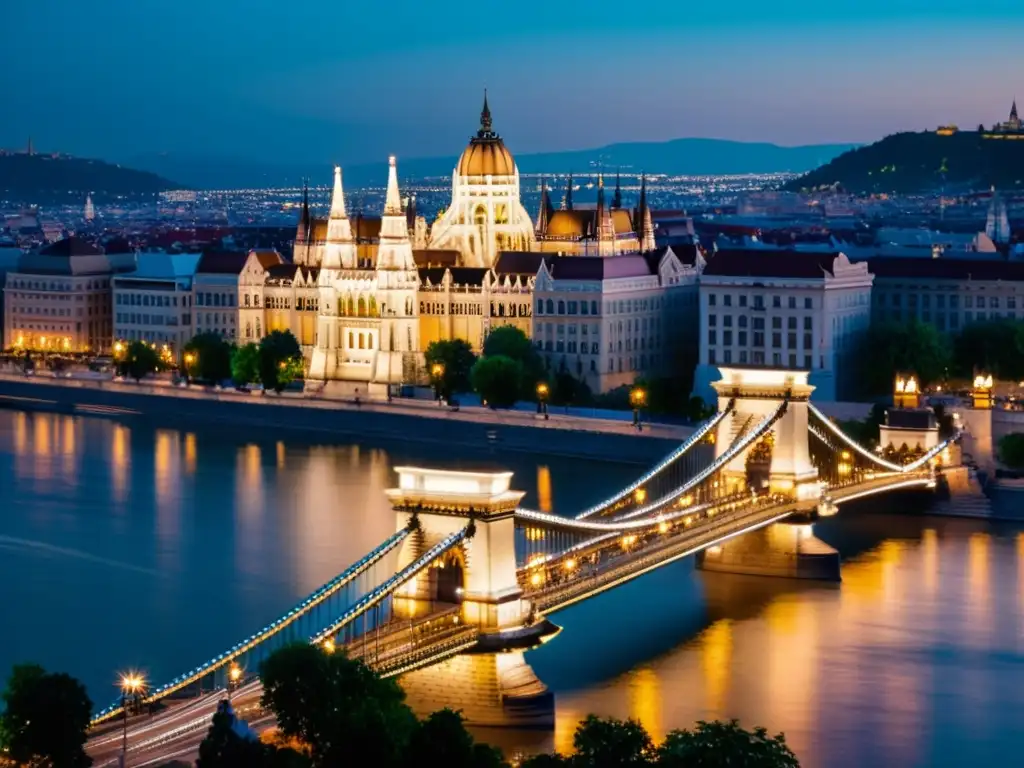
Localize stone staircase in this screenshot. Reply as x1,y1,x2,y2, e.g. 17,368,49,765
932,466,994,519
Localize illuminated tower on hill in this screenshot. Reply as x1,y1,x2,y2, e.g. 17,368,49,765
83,195,95,222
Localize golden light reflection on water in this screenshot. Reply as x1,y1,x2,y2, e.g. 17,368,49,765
60,417,76,478
537,466,553,513
276,441,285,469
154,431,180,561
111,423,130,503
699,619,732,718
32,413,52,480
627,666,662,744
922,528,938,596
967,532,993,642
184,433,196,475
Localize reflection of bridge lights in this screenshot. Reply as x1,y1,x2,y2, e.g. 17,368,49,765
564,558,577,571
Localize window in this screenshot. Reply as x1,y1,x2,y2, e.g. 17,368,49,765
804,355,812,369
804,333,812,349
804,317,812,330
804,297,812,309
772,332,781,348
724,331,733,345
772,296,781,308
709,314,717,327
708,349,716,365
753,296,764,310
724,295,732,307
724,350,732,364
787,317,797,330
708,330,717,345
788,296,796,309
709,294,717,307
724,315,733,327
753,331,765,347
788,333,797,348
738,331,747,345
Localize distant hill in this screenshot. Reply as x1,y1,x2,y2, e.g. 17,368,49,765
784,130,1024,194
0,153,177,205
126,138,857,190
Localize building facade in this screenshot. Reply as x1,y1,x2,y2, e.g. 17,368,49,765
693,250,874,402
113,252,201,356
3,237,135,353
532,246,702,393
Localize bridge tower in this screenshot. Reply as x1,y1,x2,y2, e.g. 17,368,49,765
712,367,821,500
385,467,533,633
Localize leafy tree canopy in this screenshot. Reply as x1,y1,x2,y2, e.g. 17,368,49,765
851,320,950,398
425,339,477,398
998,433,1024,469
258,330,304,393
952,319,1024,382
471,355,524,408
482,326,544,396
118,340,161,382
232,343,261,386
658,719,799,768
0,663,93,768
185,332,234,383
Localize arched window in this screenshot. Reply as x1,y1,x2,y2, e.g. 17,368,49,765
357,297,366,317
546,299,554,314
405,297,413,315
558,300,565,314
348,331,354,348
254,295,260,307
407,327,413,352
244,295,250,307
358,333,365,349
346,297,355,316
369,297,378,317
420,301,426,314
256,319,261,337
246,321,252,338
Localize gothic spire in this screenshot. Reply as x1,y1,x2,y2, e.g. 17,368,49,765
296,178,311,242
612,171,622,209
563,173,574,211
636,173,655,253
478,89,494,138
536,177,552,234
384,155,402,215
329,166,347,219
1012,98,1019,122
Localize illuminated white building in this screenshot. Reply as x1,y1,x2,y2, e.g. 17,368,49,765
427,93,535,267
306,157,423,396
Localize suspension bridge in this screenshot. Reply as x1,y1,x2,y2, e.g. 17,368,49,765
87,367,960,764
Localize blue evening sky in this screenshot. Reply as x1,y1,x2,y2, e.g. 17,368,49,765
2,0,1023,164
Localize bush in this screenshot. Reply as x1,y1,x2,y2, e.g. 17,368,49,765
471,355,523,408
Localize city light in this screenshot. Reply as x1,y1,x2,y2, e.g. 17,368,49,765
323,639,335,654
119,672,146,696
229,663,242,682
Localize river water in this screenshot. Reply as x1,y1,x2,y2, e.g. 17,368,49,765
1,410,1022,767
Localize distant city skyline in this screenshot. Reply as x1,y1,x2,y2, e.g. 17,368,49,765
3,0,1024,164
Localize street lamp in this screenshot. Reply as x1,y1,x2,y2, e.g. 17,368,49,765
227,663,242,700
430,362,445,404
536,381,549,420
630,386,646,432
118,672,146,766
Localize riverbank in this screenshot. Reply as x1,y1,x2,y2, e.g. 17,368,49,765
0,373,687,464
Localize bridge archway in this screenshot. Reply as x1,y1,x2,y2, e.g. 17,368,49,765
745,432,774,492
432,549,465,604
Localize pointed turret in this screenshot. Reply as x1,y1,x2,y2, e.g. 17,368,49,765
377,156,416,270
384,155,403,216
536,177,553,235
1011,99,1019,122
612,171,622,209
563,173,574,211
595,175,614,256
296,180,311,243
405,193,418,231
83,194,95,222
635,174,655,252
321,166,355,269
478,89,494,138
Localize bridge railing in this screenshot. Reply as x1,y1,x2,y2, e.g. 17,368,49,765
90,526,412,726
309,526,471,646
519,402,733,522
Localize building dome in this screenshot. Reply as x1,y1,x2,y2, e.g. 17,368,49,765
456,93,516,178
546,210,586,238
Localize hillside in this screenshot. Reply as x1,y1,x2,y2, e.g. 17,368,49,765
0,153,177,205
126,138,857,190
784,130,1024,194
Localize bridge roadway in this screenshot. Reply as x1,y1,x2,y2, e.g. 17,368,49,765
527,470,935,615
85,610,479,767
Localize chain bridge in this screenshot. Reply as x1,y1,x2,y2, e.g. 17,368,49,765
87,368,962,763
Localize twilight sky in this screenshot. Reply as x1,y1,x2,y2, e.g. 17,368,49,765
2,0,1023,165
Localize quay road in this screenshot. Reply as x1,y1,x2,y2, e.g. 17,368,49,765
85,611,477,767
0,369,690,443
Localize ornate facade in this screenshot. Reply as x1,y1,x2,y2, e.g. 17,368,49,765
427,94,535,267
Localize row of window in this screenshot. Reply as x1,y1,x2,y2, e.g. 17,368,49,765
709,314,814,332
879,293,1018,310
7,279,109,291
116,313,189,327
708,349,822,369
708,330,815,349
196,292,236,307
708,293,815,310
419,301,530,318
116,293,189,308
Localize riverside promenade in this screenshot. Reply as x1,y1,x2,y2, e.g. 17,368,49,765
0,371,690,463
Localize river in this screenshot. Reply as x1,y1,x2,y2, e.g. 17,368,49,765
1,410,1022,767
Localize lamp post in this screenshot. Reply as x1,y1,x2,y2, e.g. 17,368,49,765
118,672,145,767
430,362,445,405
227,663,242,701
630,386,646,432
183,351,196,382
536,381,549,420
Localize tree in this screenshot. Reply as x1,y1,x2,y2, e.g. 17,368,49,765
851,320,950,398
404,709,506,768
658,719,799,768
197,699,278,768
185,332,234,383
550,365,592,407
424,339,477,399
952,319,1024,382
482,326,544,397
259,330,304,393
571,715,654,767
998,433,1024,469
232,343,261,386
118,340,160,382
1,663,93,768
259,644,416,768
471,355,523,408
